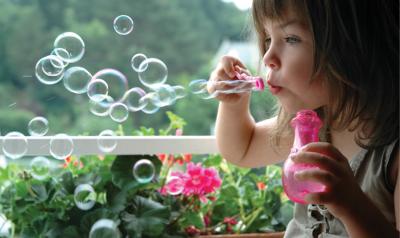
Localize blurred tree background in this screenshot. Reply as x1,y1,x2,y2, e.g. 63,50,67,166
0,0,276,136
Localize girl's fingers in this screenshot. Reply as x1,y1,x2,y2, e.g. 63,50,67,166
301,142,348,163
220,56,246,78
304,192,331,204
294,169,336,187
234,65,250,76
291,151,342,172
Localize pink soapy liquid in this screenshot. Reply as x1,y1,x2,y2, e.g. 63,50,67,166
282,110,326,204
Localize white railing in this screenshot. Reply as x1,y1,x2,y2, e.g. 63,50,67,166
0,136,219,156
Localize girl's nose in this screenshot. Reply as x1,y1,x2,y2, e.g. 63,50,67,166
263,48,280,70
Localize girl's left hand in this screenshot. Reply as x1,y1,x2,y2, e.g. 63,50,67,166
292,142,365,220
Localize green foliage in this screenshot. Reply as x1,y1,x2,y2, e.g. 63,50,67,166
0,112,292,236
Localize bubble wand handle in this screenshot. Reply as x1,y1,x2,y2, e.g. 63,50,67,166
282,110,325,204
207,72,265,96
233,71,265,91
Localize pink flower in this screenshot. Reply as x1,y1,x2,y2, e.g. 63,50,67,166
161,163,222,202
175,129,183,136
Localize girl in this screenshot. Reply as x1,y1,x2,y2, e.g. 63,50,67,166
208,0,398,237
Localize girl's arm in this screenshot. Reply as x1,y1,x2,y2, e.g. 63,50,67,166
210,56,291,168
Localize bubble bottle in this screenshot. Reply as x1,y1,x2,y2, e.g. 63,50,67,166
282,109,325,204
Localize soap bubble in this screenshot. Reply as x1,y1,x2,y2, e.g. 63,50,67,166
0,214,12,237
188,79,208,94
2,131,28,159
89,219,121,238
122,87,146,111
89,95,114,117
28,116,49,136
132,159,155,183
50,48,70,68
109,103,129,123
54,32,85,63
97,130,117,153
63,66,92,94
92,69,128,105
172,85,187,99
41,55,64,77
131,53,148,72
165,176,184,195
113,15,134,35
138,58,168,89
87,79,109,102
49,134,73,160
153,84,176,107
188,79,212,99
35,55,65,85
139,92,160,114
30,156,50,180
74,184,96,210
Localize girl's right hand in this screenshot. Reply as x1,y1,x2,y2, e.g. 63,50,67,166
208,55,251,103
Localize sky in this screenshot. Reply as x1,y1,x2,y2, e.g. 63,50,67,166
222,0,252,11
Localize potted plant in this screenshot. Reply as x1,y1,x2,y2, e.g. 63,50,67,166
0,112,292,237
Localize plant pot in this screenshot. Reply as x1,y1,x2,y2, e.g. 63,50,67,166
200,232,285,238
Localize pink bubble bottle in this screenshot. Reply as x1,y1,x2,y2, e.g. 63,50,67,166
282,110,325,204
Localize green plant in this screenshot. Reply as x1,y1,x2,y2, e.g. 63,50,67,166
0,112,292,237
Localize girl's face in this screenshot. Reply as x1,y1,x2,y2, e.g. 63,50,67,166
262,8,328,114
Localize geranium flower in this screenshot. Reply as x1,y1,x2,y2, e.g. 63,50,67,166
161,163,222,203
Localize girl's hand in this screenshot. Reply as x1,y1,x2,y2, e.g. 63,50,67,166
208,55,250,103
291,142,365,219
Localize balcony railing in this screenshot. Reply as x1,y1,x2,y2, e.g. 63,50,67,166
0,136,219,156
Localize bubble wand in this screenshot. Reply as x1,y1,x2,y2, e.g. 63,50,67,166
188,72,265,98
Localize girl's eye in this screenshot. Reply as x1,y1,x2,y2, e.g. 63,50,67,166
264,38,271,50
285,36,301,44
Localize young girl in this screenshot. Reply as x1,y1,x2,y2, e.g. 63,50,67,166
208,0,398,237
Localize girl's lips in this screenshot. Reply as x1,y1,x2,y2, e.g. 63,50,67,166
267,81,282,94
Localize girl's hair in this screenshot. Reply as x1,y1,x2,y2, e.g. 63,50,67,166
252,0,399,148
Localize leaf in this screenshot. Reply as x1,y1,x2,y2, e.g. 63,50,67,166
275,202,294,226
105,182,129,213
80,208,118,236
30,183,48,202
59,171,75,194
220,184,239,198
61,226,82,238
123,196,170,237
202,154,222,167
179,210,204,229
166,111,187,130
132,127,155,136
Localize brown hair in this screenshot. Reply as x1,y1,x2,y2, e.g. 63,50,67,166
252,0,399,148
